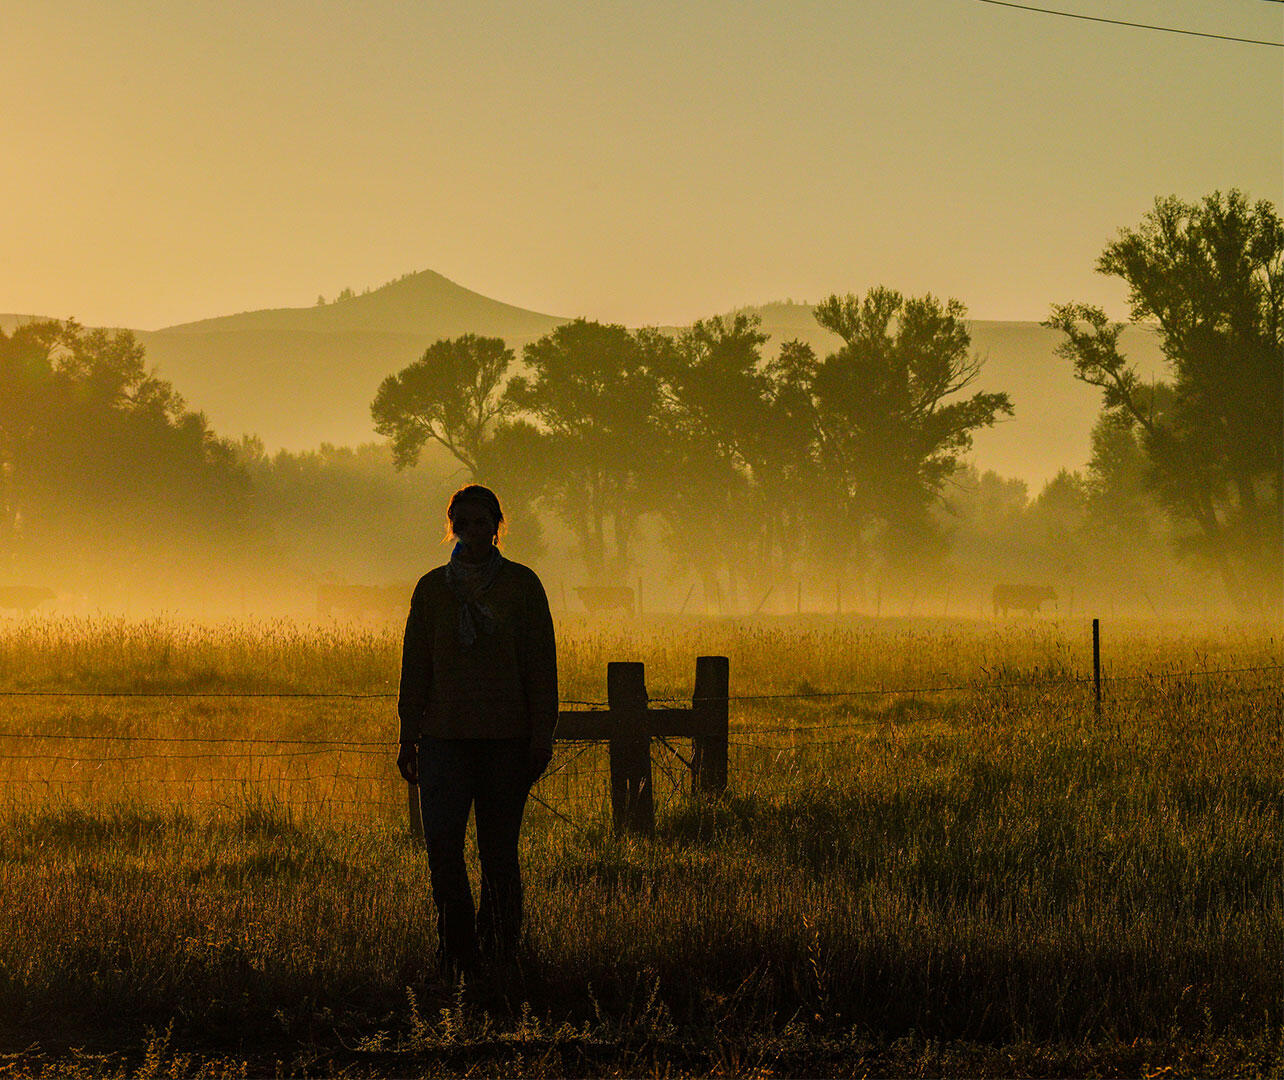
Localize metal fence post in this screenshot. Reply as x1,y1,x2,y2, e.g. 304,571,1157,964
692,655,729,795
608,661,653,835
1093,618,1102,717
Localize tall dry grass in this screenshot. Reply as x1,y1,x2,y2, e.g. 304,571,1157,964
0,614,1278,1076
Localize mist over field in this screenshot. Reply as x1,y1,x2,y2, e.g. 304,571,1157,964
1,254,1268,624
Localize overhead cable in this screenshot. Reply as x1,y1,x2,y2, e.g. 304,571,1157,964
975,0,1284,46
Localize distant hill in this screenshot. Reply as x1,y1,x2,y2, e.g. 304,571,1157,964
160,269,566,340
145,269,568,457
2,276,1166,490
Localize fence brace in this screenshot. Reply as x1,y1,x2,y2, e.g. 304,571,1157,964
406,655,729,838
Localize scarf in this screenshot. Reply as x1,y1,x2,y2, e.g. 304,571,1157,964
445,542,505,646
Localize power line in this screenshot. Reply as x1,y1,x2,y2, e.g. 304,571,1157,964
974,0,1284,46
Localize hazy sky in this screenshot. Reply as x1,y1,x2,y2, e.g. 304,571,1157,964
4,1,1281,330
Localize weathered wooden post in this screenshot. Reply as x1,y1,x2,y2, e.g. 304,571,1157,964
608,661,653,835
691,655,729,795
407,780,424,842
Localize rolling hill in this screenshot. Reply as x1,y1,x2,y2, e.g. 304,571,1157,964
3,272,1166,490
160,269,566,339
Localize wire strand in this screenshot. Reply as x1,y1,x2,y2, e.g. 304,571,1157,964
0,664,1274,745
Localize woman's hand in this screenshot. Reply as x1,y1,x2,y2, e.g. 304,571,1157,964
529,746,552,783
397,742,419,785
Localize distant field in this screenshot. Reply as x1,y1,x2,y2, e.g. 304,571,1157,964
0,616,1278,1077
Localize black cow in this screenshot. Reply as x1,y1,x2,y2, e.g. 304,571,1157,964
992,584,1057,616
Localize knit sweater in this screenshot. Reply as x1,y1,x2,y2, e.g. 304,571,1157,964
397,559,559,752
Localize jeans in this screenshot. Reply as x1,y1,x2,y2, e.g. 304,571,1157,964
419,736,532,970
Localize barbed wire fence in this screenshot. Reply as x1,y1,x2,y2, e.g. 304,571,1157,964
0,663,1278,832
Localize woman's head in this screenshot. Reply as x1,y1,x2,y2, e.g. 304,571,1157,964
445,485,505,550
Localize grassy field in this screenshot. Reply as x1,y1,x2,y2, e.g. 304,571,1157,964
0,615,1279,1077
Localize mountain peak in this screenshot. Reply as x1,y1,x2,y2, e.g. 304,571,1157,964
158,268,566,339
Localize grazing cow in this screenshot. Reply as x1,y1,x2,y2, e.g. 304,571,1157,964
0,585,56,612
575,586,635,615
992,584,1057,616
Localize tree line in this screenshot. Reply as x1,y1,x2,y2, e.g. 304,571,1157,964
0,319,249,596
371,291,1013,599
373,192,1281,614
1,190,1277,614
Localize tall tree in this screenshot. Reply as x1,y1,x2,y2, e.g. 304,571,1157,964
758,339,825,573
1046,190,1283,613
654,314,775,598
506,319,664,581
370,334,515,474
660,313,772,472
0,321,58,562
1082,406,1167,548
809,288,1013,568
0,319,249,587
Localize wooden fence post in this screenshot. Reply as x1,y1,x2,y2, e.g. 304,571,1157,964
692,655,729,795
608,661,653,835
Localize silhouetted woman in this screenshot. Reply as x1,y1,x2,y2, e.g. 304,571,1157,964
396,485,557,974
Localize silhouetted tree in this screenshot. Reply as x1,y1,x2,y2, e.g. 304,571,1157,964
653,314,776,599
1026,469,1090,580
809,288,1013,570
506,320,664,581
473,419,548,561
0,319,249,588
1083,407,1166,547
1046,190,1283,613
758,340,826,572
660,314,772,470
371,334,515,475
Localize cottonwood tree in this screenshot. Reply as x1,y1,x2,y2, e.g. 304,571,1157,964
505,319,664,581
1046,190,1283,613
1082,405,1168,548
653,313,776,602
809,287,1013,569
759,339,826,570
0,319,248,584
370,334,515,475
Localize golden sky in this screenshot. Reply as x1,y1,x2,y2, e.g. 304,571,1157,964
3,0,1281,329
